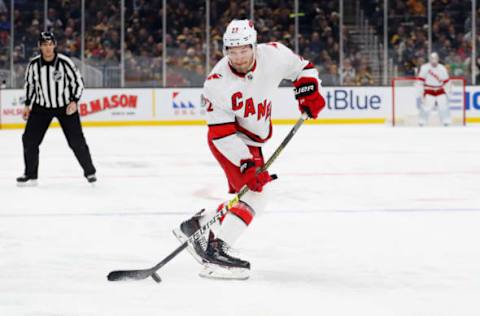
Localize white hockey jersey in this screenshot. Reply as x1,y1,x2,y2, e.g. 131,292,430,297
417,63,450,92
203,42,319,166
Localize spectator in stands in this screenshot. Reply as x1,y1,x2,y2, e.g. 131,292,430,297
341,58,356,85
355,63,374,86
4,0,476,87
0,13,10,67
407,0,425,15
0,12,9,33
308,32,323,53
322,63,340,86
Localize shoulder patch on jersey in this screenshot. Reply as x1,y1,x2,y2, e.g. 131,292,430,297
207,73,223,80
303,62,314,69
266,42,279,48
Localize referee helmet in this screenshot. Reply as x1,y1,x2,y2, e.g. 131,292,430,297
38,31,56,45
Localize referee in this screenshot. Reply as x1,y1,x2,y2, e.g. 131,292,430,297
17,32,96,186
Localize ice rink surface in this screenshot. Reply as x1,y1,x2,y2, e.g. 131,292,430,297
1,123,479,316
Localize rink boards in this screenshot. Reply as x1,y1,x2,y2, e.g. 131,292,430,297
1,86,480,128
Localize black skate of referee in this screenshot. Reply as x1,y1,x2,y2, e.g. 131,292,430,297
17,32,96,186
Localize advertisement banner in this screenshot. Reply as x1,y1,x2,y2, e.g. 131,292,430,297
466,86,480,121
0,89,154,127
155,89,207,123
308,86,387,122
1,86,480,128
78,89,153,122
0,89,25,125
155,87,390,124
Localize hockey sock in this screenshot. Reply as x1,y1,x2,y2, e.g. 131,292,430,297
215,202,254,245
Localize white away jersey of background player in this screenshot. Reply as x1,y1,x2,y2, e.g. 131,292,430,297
203,42,313,166
417,63,449,89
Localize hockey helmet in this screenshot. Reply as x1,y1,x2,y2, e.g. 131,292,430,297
223,19,257,54
429,52,439,65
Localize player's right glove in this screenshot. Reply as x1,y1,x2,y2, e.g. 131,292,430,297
293,77,326,119
239,158,273,192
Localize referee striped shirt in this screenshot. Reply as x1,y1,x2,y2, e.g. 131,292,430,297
24,53,84,108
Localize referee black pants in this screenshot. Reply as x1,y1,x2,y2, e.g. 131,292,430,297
22,105,96,178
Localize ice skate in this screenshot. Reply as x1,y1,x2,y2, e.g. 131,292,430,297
199,238,250,280
173,209,209,264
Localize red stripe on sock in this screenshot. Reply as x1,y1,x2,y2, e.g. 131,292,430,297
229,204,254,225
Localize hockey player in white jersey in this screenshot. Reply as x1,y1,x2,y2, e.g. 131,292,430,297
416,52,451,126
173,19,326,280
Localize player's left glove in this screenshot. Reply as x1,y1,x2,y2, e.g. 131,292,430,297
239,158,273,192
293,77,326,119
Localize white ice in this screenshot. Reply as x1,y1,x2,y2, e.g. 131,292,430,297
1,124,479,316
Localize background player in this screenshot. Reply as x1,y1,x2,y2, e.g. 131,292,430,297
416,52,451,126
174,19,326,280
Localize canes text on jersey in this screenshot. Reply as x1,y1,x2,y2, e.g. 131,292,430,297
231,92,272,120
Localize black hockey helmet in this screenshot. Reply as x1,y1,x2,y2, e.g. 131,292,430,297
38,31,56,45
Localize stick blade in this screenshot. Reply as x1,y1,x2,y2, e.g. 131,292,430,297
151,272,162,283
107,269,153,282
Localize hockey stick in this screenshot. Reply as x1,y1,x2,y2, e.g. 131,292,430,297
107,112,309,282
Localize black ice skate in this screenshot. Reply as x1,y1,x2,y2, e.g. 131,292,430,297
172,209,209,264
16,175,38,187
199,238,250,280
203,238,250,269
